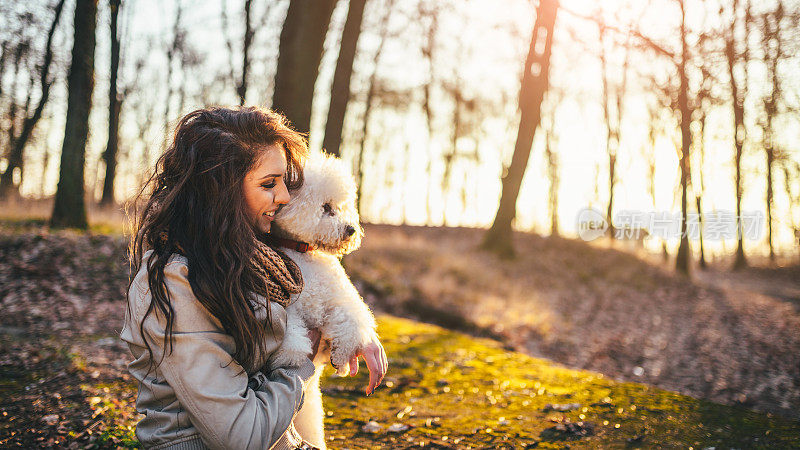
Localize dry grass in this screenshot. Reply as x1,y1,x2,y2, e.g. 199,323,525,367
0,197,129,235
346,224,800,419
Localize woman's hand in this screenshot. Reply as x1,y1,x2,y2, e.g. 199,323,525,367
346,334,388,396
307,328,322,359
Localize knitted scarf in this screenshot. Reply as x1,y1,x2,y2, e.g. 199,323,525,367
250,238,303,308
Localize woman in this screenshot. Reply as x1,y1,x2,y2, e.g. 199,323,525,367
121,107,368,449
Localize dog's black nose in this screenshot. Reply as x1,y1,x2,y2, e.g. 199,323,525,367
345,225,356,237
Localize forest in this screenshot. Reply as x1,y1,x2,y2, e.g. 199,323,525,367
1,0,800,448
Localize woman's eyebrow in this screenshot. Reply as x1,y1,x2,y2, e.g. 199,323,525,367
258,173,284,180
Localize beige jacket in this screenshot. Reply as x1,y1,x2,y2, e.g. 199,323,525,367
121,251,316,450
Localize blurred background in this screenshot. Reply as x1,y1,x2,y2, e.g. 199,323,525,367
2,0,800,447
1,0,799,265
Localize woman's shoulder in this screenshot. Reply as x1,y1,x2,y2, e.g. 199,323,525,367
134,249,189,281
130,250,223,332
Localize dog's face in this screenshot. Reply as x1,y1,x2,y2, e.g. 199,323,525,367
272,153,363,256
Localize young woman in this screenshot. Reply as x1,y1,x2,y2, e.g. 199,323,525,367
121,107,380,449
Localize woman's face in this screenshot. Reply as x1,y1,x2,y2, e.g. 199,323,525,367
242,143,291,234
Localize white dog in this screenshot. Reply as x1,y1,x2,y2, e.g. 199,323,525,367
269,153,380,448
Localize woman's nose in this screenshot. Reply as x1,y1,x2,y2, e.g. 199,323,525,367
275,183,290,205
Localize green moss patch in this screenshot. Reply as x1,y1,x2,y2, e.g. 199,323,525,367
3,317,798,449
320,315,800,448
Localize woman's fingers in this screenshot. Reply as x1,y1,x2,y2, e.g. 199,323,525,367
348,339,388,395
379,343,388,374
374,345,386,384
363,349,383,395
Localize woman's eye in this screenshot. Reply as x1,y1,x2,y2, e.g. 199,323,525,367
261,181,276,189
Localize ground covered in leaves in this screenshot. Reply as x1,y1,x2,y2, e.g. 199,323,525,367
1,220,799,448
346,224,800,420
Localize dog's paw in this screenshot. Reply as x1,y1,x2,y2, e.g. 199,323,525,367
329,347,353,376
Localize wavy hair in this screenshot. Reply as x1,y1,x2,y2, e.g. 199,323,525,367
129,106,307,373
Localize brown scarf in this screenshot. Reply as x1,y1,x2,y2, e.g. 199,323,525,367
158,231,303,307
250,238,303,308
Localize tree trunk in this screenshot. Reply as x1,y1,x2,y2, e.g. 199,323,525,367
322,0,367,156
0,41,10,102
1,0,67,199
237,0,254,105
160,1,183,158
695,113,708,269
545,126,559,236
766,145,774,260
782,163,800,260
0,46,26,196
762,5,783,262
354,1,392,215
725,0,748,270
482,0,558,257
100,0,121,206
442,78,463,226
420,4,438,224
51,0,97,229
272,0,338,133
675,0,692,275
598,22,616,239
696,195,706,268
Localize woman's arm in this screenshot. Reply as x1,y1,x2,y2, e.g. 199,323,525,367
139,260,315,450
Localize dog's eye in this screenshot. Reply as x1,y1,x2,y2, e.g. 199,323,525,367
322,203,335,216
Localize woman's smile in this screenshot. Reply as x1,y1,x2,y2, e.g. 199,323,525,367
243,143,291,234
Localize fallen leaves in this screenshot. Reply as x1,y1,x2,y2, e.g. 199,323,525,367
543,403,582,412
346,224,800,418
540,416,595,440
41,414,59,426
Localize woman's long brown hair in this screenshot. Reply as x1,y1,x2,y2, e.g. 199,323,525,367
128,106,307,373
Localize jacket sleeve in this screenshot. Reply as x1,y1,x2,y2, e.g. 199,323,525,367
140,260,316,450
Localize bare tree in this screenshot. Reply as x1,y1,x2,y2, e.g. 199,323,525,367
782,161,800,260
354,0,393,214
694,107,708,269
322,0,368,156
544,115,559,237
691,27,721,269
100,0,122,206
633,0,694,274
482,0,559,257
673,0,694,274
759,2,785,262
272,0,339,133
724,0,751,269
51,0,97,228
597,14,631,239
0,43,28,188
159,0,184,158
441,61,466,226
418,0,441,223
239,0,254,105
0,40,9,103
222,0,278,106
644,103,669,260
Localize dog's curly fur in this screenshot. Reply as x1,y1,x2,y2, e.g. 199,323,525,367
269,152,377,448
